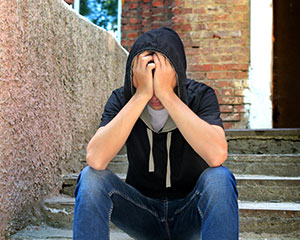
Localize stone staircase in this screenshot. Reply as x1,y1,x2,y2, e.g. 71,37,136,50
11,129,300,239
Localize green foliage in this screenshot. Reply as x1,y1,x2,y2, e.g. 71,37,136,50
80,0,118,32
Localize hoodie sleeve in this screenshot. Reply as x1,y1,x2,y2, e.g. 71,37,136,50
99,87,125,128
196,87,224,129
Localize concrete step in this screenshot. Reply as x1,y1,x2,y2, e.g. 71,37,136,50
10,224,133,240
225,128,300,154
239,201,300,236
10,224,300,240
61,172,300,202
235,175,300,202
224,154,300,177
60,173,127,197
40,194,300,236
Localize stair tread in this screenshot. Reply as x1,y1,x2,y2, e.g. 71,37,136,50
44,194,300,212
239,201,300,211
63,172,300,180
225,128,300,136
228,153,300,158
235,175,300,180
10,225,300,240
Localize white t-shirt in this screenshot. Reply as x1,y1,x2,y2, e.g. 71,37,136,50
147,104,169,132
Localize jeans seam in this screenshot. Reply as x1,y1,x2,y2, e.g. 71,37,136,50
171,191,200,219
164,200,171,240
108,190,160,220
108,200,114,240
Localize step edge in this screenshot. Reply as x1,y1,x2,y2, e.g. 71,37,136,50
239,201,300,211
235,175,300,180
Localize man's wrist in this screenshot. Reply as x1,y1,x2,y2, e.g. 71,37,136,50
133,91,152,104
157,90,177,106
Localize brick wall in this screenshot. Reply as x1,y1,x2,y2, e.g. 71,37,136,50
122,0,250,129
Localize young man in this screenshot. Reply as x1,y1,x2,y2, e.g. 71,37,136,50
73,27,239,240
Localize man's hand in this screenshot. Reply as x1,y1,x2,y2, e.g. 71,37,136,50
153,53,177,100
132,51,156,100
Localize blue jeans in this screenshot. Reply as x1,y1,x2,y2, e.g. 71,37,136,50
73,166,239,240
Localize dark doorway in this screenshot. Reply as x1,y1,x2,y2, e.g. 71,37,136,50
273,0,300,128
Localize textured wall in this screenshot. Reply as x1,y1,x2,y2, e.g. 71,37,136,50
122,0,250,128
0,0,127,236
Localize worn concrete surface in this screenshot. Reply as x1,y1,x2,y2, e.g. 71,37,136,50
0,0,127,237
226,129,300,154
10,225,300,240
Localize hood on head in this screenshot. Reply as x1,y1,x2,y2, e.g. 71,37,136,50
123,27,188,104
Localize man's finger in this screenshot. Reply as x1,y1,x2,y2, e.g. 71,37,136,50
153,53,160,67
139,51,152,58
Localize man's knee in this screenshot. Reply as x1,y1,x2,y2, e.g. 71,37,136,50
75,166,116,197
197,166,238,197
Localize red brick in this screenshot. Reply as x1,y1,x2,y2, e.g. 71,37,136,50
129,18,140,24
172,16,185,24
142,19,151,26
223,122,233,129
152,0,164,7
196,24,206,30
218,96,243,105
153,16,165,22
205,56,219,63
220,105,233,112
142,11,152,17
222,89,234,96
174,0,184,5
122,25,141,31
194,8,206,14
181,8,193,14
234,89,244,96
200,47,212,56
214,14,229,21
121,39,127,46
215,80,234,88
172,7,180,15
235,72,248,79
191,72,206,80
235,5,248,12
234,105,245,113
189,64,213,72
214,64,233,71
127,32,139,39
181,24,192,31
207,72,220,80
152,8,164,15
221,113,240,121
129,3,138,9
221,55,233,62
208,72,234,80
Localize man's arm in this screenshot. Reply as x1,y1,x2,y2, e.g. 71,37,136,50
86,52,155,170
153,53,228,167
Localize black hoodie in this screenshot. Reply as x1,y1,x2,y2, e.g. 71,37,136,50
100,27,223,198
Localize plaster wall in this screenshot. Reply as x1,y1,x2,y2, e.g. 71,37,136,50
0,0,127,236
244,0,273,128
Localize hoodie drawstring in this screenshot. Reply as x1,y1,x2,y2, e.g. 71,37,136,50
147,128,155,172
146,129,172,188
166,132,172,188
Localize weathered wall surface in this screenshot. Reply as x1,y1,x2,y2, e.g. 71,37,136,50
0,0,127,236
122,0,250,128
